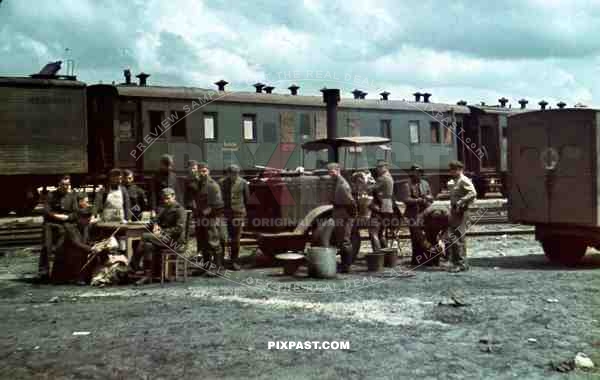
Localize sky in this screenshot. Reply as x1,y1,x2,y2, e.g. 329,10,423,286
2,0,600,107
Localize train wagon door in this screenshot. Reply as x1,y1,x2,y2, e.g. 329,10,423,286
546,112,596,225
508,115,549,223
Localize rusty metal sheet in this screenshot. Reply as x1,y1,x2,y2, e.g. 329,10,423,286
280,111,296,143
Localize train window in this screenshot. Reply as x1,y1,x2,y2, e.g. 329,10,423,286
243,114,257,142
119,112,135,139
148,111,165,138
300,113,312,137
443,123,453,144
203,113,217,141
380,119,391,139
430,122,440,143
409,121,420,144
170,111,186,138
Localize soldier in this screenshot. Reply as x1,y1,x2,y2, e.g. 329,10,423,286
369,160,395,252
93,168,131,222
123,169,147,221
39,175,78,281
190,162,224,275
399,164,434,266
151,154,182,212
184,160,200,210
327,162,357,273
131,188,186,283
220,164,250,271
447,160,477,272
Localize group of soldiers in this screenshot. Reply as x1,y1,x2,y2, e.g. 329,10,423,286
39,153,477,284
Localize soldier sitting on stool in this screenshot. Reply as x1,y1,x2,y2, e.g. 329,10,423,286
130,187,186,284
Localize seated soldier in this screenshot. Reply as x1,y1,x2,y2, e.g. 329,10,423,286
130,187,186,284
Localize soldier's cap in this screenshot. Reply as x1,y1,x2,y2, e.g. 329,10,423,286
161,187,176,197
326,162,340,170
108,168,122,177
409,164,423,172
78,207,93,217
188,159,199,167
197,161,209,169
448,160,464,169
123,169,134,177
228,164,240,173
376,160,388,167
160,154,174,164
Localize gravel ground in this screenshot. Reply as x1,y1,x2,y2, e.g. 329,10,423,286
1,234,599,380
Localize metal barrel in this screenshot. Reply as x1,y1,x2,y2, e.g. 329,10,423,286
307,247,337,279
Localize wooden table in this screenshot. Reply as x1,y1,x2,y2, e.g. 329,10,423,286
95,222,149,259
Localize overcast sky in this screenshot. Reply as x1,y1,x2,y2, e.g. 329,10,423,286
2,0,600,107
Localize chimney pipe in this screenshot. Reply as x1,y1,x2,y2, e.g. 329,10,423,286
321,88,340,162
557,101,566,109
264,86,275,94
413,92,422,102
539,100,548,110
253,82,265,93
288,84,300,95
498,97,508,107
457,100,467,106
214,79,228,91
123,69,131,85
480,101,486,106
422,93,431,103
136,72,150,87
352,89,362,99
359,91,367,99
379,91,390,101
518,99,528,109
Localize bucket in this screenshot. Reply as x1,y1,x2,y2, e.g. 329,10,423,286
307,247,337,279
381,247,399,268
366,253,385,272
275,253,304,276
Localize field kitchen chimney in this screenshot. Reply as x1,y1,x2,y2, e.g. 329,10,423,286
413,92,422,102
215,79,228,91
557,101,566,109
136,72,150,86
379,91,390,101
539,100,548,110
321,88,340,162
253,82,265,93
498,97,508,107
422,93,431,103
123,69,132,85
288,84,300,95
352,89,362,99
518,99,528,109
264,86,275,94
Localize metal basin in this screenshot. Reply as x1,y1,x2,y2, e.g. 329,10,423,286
307,247,337,279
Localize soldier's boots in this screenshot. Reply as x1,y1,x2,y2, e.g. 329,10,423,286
339,246,353,274
230,248,241,271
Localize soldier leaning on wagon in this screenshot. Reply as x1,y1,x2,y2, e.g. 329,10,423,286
220,164,250,271
39,174,78,281
398,164,434,266
446,160,477,272
130,188,186,284
151,154,182,212
190,162,225,275
123,169,148,221
93,168,131,222
327,162,357,273
368,160,395,252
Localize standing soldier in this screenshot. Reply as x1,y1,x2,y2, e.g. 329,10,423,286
369,160,395,252
39,175,78,281
327,163,357,273
399,164,434,266
220,164,250,271
447,160,477,272
123,169,147,221
184,160,200,211
190,162,224,275
151,154,182,212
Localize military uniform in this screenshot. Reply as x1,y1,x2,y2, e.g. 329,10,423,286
399,176,433,265
40,189,78,278
220,170,250,269
52,217,93,284
447,173,477,269
125,183,147,221
151,170,181,211
190,175,224,271
369,171,394,252
331,175,356,272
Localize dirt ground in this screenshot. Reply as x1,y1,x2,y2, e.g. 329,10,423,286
1,233,599,380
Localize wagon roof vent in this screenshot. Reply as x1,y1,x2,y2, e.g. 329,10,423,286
379,91,390,100
422,93,431,103
215,79,228,91
288,84,300,95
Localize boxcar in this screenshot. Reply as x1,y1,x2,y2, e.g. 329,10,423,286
508,108,600,264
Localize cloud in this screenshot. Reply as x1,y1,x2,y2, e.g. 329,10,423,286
0,0,599,106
